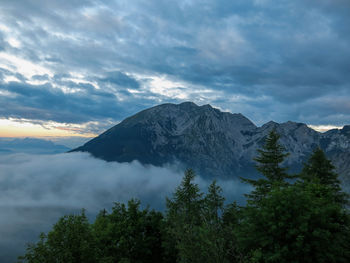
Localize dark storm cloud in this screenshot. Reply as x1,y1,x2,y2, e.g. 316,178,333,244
0,72,152,124
100,71,140,89
0,80,119,123
0,0,349,126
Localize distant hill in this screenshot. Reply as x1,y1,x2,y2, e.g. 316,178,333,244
71,102,350,189
0,137,70,154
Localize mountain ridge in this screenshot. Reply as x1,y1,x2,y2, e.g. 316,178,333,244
71,102,350,188
0,137,70,154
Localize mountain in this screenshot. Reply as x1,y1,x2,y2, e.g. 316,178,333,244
0,138,70,154
71,102,350,188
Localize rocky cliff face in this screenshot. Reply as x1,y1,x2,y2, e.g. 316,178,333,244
72,102,350,186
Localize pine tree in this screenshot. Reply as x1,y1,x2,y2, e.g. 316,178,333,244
302,148,339,185
237,137,350,263
243,130,290,202
236,182,350,263
301,147,348,205
200,180,226,263
203,180,224,226
222,202,243,263
92,199,164,263
165,169,204,263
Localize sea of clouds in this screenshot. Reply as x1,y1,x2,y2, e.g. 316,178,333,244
0,152,250,262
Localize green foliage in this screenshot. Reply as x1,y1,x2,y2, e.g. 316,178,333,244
254,130,290,180
222,202,243,262
165,171,232,263
243,130,291,203
301,147,349,205
236,182,350,263
200,180,226,263
301,148,337,184
19,202,164,263
204,180,225,224
18,210,97,263
18,136,350,263
18,233,51,263
92,199,164,263
236,134,350,263
165,169,204,263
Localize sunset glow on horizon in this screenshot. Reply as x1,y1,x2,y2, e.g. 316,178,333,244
0,117,343,139
0,1,349,262
0,118,97,138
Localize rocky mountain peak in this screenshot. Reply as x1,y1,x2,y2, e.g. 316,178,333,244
261,121,278,129
72,102,350,186
178,101,198,108
341,125,350,134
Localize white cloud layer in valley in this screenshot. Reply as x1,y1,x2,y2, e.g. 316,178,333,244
0,152,249,262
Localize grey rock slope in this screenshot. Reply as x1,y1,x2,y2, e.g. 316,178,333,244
72,102,350,186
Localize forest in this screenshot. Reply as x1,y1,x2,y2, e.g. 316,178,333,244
18,131,350,263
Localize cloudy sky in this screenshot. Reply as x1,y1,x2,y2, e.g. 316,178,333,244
0,0,349,138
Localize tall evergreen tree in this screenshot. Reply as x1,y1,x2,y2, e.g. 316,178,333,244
203,180,224,226
238,133,350,263
302,148,339,186
301,147,348,205
200,180,226,263
92,199,164,263
222,202,243,263
165,169,204,263
236,182,350,263
243,130,290,202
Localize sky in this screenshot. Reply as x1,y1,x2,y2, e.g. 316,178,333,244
0,0,350,138
2,1,350,259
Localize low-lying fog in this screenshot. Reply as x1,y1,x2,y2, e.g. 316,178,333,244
0,152,250,262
